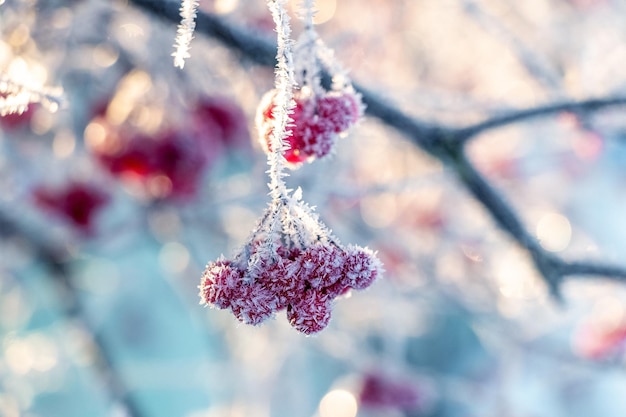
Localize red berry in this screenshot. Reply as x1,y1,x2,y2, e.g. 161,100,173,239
230,282,282,325
344,246,381,290
317,92,361,133
33,182,109,233
0,102,35,131
358,372,421,411
287,290,332,334
299,244,345,289
200,259,243,309
93,124,208,201
256,89,352,165
192,96,250,150
258,254,305,309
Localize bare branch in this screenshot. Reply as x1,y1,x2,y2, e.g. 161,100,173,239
454,97,626,142
558,261,626,283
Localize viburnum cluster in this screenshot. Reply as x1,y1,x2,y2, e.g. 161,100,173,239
200,192,382,334
256,86,361,165
199,0,381,334
87,93,248,201
255,0,363,166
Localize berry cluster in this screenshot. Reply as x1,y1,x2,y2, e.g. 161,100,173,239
256,88,362,165
92,125,207,201
87,95,249,201
200,197,382,334
199,0,381,335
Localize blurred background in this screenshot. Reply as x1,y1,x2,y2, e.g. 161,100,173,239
1,0,626,416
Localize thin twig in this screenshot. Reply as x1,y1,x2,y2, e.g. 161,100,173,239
454,97,626,142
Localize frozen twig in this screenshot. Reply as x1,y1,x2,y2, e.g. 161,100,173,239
129,0,626,294
172,0,199,68
0,77,64,115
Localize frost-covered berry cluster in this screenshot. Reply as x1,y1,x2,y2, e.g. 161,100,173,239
256,87,362,165
200,193,382,334
199,0,382,334
256,0,363,167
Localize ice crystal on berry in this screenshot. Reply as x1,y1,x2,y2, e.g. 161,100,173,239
287,289,332,335
200,258,241,309
299,244,345,289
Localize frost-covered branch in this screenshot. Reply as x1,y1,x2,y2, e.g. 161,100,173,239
129,0,626,294
0,77,64,115
172,0,199,68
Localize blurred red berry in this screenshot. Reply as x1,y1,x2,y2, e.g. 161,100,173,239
0,104,35,131
575,322,626,359
358,372,421,411
33,182,109,233
93,125,207,201
192,96,250,150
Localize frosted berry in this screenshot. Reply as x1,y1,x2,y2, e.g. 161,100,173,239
344,246,382,290
256,88,360,166
287,289,332,334
200,259,242,309
317,92,361,133
256,90,312,164
299,244,345,289
33,182,109,233
258,255,305,309
230,282,282,325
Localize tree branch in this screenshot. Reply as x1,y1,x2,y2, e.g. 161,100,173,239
454,97,626,142
128,0,626,292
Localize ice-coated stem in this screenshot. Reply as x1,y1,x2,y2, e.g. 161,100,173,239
267,0,296,202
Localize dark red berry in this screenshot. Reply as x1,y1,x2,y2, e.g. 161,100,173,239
287,290,332,334
33,182,109,233
200,259,243,309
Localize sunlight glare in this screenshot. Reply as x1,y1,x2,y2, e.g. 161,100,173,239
319,389,357,417
536,212,572,252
